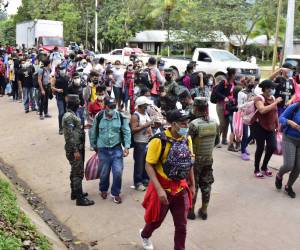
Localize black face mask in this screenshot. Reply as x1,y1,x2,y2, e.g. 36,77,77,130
248,84,255,90
165,74,172,82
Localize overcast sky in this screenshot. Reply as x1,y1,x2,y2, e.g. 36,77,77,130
7,0,22,15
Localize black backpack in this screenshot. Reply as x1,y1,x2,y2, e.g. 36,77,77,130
135,69,152,89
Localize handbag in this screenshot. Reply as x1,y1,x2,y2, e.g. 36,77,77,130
274,132,283,156
85,153,100,180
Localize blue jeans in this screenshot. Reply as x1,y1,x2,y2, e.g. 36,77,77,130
241,124,249,154
123,87,129,108
23,87,33,111
56,98,66,130
98,145,124,196
133,142,149,187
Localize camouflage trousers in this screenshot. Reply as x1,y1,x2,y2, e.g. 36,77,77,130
192,163,214,212
66,149,85,194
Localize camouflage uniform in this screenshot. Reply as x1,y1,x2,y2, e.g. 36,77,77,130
62,106,85,198
189,97,218,218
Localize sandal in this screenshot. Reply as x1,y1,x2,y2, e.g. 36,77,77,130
254,172,264,178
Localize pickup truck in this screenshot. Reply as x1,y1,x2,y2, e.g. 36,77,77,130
95,47,150,65
163,48,260,83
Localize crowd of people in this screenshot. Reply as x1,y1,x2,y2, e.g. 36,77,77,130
1,44,300,250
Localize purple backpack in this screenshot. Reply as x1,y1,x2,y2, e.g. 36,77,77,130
161,133,193,181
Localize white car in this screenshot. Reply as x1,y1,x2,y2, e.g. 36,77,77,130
163,48,260,82
95,47,150,65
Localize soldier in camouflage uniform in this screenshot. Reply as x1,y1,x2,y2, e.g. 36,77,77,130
62,94,94,206
188,97,218,220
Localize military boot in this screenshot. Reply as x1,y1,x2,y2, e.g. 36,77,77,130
71,192,88,200
198,203,209,220
187,209,196,220
76,192,95,206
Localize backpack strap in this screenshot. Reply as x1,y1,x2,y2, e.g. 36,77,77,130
95,110,104,139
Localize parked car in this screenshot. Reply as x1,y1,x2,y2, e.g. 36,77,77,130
284,55,300,72
95,47,150,65
163,48,260,83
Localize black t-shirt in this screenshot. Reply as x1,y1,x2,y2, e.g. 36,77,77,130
274,77,294,108
68,85,84,106
18,66,35,88
55,76,69,100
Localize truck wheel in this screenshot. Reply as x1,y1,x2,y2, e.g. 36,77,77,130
215,74,226,84
171,68,179,79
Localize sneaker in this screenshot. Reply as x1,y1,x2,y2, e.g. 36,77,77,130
44,114,51,118
262,169,273,177
254,171,264,179
39,115,44,120
235,142,241,151
59,129,63,135
228,144,238,152
135,184,146,192
216,143,222,148
110,194,122,204
25,110,29,113
100,192,108,200
139,229,154,250
222,139,228,145
285,185,296,198
245,148,250,155
241,153,250,161
275,174,282,190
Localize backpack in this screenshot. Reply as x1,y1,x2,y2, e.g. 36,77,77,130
210,83,220,104
149,132,193,181
239,94,265,125
190,71,201,88
135,70,152,89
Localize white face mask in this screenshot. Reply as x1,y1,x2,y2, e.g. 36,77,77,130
73,78,81,86
97,95,105,101
270,89,276,96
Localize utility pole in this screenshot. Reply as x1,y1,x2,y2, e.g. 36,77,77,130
284,0,295,58
272,0,283,72
95,0,98,52
85,10,88,49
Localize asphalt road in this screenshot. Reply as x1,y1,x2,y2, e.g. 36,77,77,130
0,96,299,250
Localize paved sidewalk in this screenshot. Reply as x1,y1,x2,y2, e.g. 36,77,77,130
0,96,300,250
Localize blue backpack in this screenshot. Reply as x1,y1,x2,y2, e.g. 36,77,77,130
150,132,193,181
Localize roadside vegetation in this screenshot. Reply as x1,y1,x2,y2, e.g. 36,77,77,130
0,178,51,250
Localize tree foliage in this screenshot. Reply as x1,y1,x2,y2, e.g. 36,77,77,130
0,0,298,50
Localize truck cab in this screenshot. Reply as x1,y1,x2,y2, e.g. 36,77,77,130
37,36,67,55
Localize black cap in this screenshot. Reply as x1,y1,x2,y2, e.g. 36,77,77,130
166,109,190,123
104,97,117,109
259,80,276,89
193,97,208,108
66,94,80,104
282,62,294,70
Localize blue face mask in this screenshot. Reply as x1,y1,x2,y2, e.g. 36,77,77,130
106,109,115,116
176,124,189,136
288,71,293,78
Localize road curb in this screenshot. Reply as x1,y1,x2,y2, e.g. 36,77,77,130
0,159,89,250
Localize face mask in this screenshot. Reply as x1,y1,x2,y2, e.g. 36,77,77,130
270,89,276,96
248,84,254,90
115,65,120,69
97,95,105,101
208,79,213,86
93,79,99,84
165,74,172,82
60,70,66,76
288,71,293,78
82,63,87,68
128,66,133,71
73,78,81,86
176,123,189,136
106,109,114,116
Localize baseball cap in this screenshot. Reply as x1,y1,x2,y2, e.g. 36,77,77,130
259,79,276,89
166,109,190,123
135,96,153,108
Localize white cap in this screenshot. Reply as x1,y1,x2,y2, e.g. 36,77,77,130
135,96,153,109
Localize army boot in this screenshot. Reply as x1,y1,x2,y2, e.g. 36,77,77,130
71,184,89,200
198,203,208,220
76,192,95,206
187,209,196,220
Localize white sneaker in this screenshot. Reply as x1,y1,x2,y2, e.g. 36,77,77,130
139,229,154,250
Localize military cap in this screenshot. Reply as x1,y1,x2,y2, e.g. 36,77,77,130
66,94,80,103
164,68,173,74
193,97,208,107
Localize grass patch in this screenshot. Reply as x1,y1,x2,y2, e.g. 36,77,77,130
0,178,51,250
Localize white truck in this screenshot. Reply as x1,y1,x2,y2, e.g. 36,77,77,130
163,48,260,82
16,19,66,54
95,47,150,65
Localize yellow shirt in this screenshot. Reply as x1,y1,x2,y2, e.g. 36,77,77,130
146,129,193,192
90,85,97,102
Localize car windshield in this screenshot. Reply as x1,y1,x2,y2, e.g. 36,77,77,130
210,51,240,62
285,59,299,68
43,37,64,47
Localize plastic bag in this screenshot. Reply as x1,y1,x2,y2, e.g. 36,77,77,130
274,132,283,155
85,153,100,180
233,111,243,140
5,83,12,95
